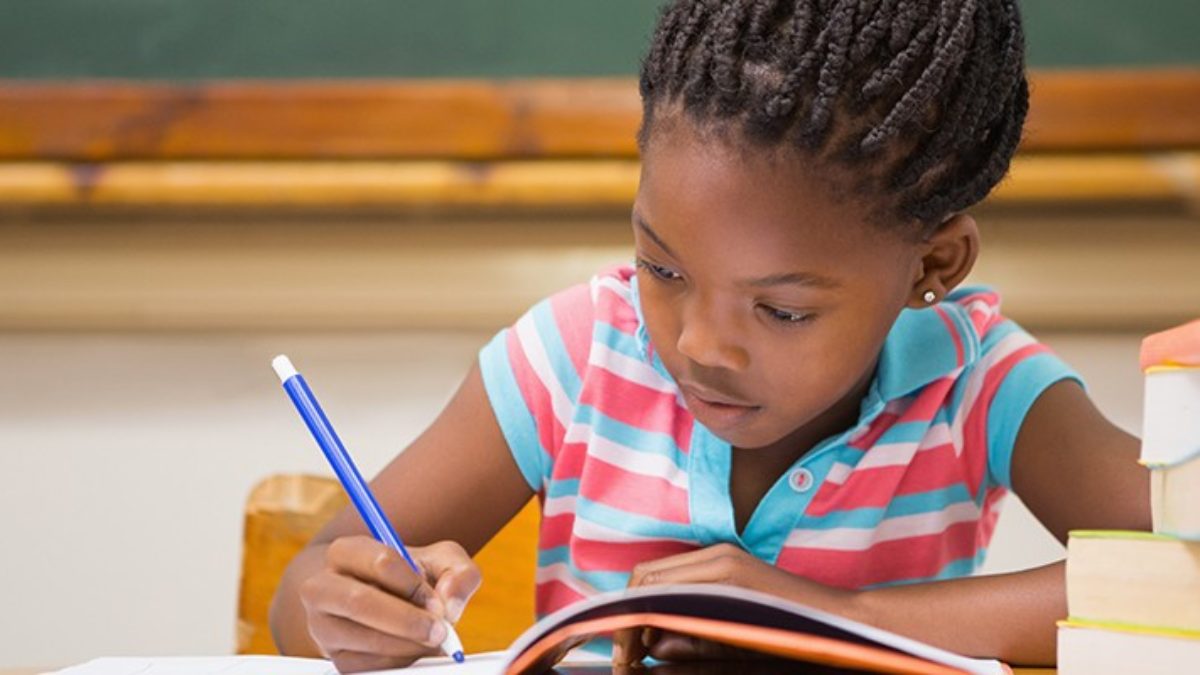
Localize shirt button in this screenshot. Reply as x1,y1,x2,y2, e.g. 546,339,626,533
788,468,815,493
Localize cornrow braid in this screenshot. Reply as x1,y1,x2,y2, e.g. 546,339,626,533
638,0,1029,232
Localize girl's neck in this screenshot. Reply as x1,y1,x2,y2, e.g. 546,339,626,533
729,357,878,534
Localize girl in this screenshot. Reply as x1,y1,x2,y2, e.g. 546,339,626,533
271,1,1155,670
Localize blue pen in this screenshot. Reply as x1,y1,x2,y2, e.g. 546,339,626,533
272,354,466,664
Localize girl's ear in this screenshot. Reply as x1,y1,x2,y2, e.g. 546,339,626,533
907,212,980,308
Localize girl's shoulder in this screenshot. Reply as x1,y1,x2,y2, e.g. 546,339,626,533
520,264,639,367
586,263,640,324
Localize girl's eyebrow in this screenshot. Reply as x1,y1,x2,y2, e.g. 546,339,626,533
635,212,840,290
740,271,842,290
633,213,676,257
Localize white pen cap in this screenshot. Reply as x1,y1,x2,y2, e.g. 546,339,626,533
272,354,298,383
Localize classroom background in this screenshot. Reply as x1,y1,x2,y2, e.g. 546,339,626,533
1,0,1198,668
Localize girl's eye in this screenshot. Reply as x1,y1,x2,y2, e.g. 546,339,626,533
637,258,682,282
762,305,813,325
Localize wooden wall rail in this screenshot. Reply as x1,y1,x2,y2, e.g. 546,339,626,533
0,154,1197,208
1,70,1196,332
2,207,1196,333
1,70,1198,161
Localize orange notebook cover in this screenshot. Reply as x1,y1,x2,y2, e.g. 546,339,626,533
499,584,1012,674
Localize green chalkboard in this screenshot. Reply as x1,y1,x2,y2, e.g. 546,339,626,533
0,0,1196,80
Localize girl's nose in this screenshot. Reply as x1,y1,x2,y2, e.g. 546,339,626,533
675,305,750,372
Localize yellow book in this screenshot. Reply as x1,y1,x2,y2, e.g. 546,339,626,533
1067,530,1200,632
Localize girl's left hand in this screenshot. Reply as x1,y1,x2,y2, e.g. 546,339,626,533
611,543,858,666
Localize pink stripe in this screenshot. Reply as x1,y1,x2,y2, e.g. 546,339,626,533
576,377,695,456
506,329,566,463
893,444,970,494
934,305,965,368
536,579,588,617
578,458,690,523
807,481,845,515
673,413,694,454
896,378,955,422
807,465,906,514
551,441,589,482
847,412,899,450
977,310,1004,335
538,512,576,550
980,487,1006,540
956,290,1002,334
961,343,1049,496
591,266,638,325
776,519,982,589
572,537,698,572
808,446,968,516
578,375,679,431
602,313,641,335
549,283,595,382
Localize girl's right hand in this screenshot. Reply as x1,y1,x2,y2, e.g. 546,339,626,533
297,535,481,673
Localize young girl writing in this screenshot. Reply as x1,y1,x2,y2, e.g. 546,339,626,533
271,1,1159,670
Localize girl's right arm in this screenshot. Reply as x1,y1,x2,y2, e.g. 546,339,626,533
269,361,535,672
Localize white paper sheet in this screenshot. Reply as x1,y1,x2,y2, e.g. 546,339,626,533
52,652,512,675
52,650,611,675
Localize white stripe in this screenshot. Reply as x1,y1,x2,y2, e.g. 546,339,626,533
563,423,590,444
586,431,689,490
593,275,632,305
514,312,574,430
826,462,853,485
918,421,953,450
543,494,577,517
833,424,953,480
784,500,981,551
852,422,952,471
963,297,998,327
589,342,675,392
949,330,1035,454
855,440,920,470
535,562,598,597
572,515,692,544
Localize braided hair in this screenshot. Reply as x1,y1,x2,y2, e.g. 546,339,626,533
638,0,1028,234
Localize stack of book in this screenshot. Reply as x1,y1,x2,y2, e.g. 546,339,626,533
1058,320,1200,674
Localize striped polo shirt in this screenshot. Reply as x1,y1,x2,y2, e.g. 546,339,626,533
479,264,1079,619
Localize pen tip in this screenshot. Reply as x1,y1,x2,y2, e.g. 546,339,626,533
452,651,465,663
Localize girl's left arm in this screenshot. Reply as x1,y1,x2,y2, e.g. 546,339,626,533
616,379,1150,666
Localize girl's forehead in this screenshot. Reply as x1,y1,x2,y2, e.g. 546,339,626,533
639,124,884,243
634,121,920,283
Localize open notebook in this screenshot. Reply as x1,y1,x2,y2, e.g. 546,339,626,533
56,584,1010,674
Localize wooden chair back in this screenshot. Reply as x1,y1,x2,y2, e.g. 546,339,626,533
237,474,539,654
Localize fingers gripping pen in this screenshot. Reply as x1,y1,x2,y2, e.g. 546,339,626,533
272,355,466,664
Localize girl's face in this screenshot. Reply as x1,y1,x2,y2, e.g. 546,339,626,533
633,119,925,451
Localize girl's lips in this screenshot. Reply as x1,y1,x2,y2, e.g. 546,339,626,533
679,382,756,407
680,386,762,429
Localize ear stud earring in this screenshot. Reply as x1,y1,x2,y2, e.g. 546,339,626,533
923,290,937,304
